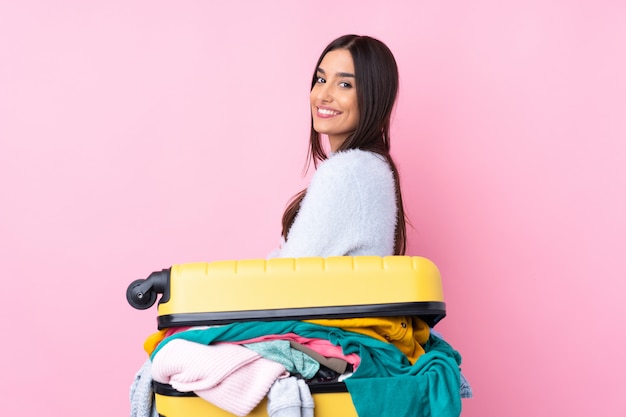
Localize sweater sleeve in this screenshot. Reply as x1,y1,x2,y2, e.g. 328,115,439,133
276,150,397,258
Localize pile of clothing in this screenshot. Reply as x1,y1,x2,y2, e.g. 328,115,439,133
130,317,471,417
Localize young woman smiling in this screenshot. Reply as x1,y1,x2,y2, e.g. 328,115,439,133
273,34,407,258
271,35,472,401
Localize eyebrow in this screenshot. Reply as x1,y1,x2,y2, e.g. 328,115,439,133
317,67,355,78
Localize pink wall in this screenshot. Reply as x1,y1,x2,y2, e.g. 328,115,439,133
1,1,624,416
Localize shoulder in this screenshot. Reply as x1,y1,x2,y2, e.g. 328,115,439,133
305,149,395,207
315,149,393,182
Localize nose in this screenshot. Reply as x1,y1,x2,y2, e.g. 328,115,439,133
312,82,333,104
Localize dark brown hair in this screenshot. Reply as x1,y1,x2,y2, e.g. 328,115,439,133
281,34,407,255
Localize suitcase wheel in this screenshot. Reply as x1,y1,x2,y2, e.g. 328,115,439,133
126,279,158,310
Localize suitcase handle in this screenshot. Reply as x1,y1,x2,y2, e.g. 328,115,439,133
126,269,170,310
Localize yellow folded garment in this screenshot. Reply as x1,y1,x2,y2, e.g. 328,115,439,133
144,329,168,356
305,316,430,364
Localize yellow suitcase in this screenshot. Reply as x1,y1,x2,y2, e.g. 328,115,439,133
127,256,447,417
152,384,360,417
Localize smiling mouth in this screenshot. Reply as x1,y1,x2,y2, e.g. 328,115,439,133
317,107,341,116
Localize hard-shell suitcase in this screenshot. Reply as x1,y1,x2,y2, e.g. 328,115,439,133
127,256,447,417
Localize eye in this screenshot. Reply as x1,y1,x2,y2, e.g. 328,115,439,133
339,81,353,88
315,76,326,84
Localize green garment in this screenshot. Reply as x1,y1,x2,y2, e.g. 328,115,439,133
244,340,320,379
345,336,462,417
151,321,461,417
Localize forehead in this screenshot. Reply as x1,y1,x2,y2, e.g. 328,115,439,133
318,49,355,73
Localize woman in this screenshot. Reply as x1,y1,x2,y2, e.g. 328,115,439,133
267,34,431,366
271,34,407,259
273,34,471,398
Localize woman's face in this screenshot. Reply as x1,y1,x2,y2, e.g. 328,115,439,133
310,48,359,152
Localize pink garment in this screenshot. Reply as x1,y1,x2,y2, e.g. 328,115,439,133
163,326,191,337
151,339,287,417
226,332,361,370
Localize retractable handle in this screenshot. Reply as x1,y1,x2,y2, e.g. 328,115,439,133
126,269,170,310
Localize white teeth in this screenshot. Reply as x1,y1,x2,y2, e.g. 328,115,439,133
318,108,339,116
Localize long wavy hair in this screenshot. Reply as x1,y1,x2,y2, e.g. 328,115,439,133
281,34,407,255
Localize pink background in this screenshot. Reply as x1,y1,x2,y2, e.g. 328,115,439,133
1,1,625,416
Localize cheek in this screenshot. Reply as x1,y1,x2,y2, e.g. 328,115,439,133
348,96,359,120
350,104,359,126
350,114,359,130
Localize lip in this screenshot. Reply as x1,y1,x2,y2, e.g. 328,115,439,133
315,106,342,118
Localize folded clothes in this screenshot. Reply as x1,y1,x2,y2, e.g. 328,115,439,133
243,340,320,379
129,358,158,417
267,376,314,417
226,332,361,371
152,320,464,417
305,316,430,365
151,339,287,416
289,341,349,374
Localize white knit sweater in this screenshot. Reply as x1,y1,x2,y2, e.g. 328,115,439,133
272,149,398,258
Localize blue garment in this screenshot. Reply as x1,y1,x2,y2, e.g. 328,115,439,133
430,328,473,398
244,340,320,379
129,359,158,417
152,320,463,417
267,376,314,417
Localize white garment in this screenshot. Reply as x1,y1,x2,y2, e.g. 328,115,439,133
151,339,287,417
267,376,315,417
273,149,397,258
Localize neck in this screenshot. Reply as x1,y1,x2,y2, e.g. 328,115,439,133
328,135,347,152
